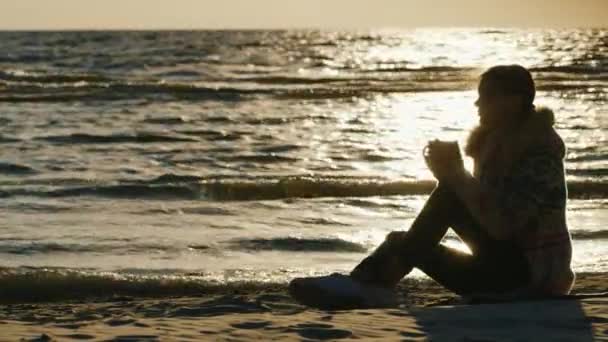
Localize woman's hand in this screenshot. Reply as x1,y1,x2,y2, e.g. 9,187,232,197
423,140,466,183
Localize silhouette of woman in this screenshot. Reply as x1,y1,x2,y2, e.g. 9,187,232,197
290,65,574,309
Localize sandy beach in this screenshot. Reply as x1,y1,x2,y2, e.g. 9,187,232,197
0,273,606,341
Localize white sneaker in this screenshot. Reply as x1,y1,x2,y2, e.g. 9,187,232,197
289,273,397,309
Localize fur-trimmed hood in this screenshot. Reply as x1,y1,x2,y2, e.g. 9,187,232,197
465,107,565,178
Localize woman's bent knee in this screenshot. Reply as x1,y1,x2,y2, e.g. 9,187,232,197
386,231,408,243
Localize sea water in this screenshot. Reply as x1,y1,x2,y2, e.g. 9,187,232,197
0,29,606,297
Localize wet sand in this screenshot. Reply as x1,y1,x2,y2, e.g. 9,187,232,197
2,273,607,341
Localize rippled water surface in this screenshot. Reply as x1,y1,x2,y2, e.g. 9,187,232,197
0,29,606,292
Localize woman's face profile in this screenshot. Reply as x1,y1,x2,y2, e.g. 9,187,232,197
475,78,523,128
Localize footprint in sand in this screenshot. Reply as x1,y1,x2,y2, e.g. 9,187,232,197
295,323,335,329
104,317,137,326
289,323,353,340
230,320,272,329
21,334,53,342
109,335,159,342
54,323,86,329
59,334,95,340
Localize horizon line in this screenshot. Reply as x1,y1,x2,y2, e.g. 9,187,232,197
0,25,606,32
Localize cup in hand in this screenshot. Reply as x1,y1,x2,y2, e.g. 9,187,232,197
423,140,462,181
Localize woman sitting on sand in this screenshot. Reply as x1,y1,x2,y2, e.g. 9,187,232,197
290,64,575,308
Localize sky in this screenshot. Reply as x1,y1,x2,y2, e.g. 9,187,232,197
0,0,606,30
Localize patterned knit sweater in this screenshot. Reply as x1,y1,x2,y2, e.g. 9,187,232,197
452,107,574,296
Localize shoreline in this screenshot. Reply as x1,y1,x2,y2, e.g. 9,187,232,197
1,273,607,341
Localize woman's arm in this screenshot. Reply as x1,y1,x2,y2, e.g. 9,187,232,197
446,148,567,240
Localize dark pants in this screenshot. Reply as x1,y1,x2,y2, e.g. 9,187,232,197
351,185,530,296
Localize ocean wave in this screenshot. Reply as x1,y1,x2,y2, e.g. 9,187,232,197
0,82,466,102
193,177,608,201
255,144,303,153
294,217,351,226
275,84,468,100
536,82,607,92
359,66,477,74
0,242,179,255
0,161,38,175
0,268,286,304
149,173,209,183
137,206,235,216
153,69,203,78
530,65,608,75
227,237,367,253
0,69,111,83
237,75,358,84
0,202,75,213
142,116,192,125
198,177,436,201
0,135,21,144
568,168,608,178
479,29,508,34
218,154,302,163
570,230,608,240
0,236,366,255
0,81,591,102
0,82,260,102
3,175,608,200
37,133,199,144
42,184,202,200
568,181,608,198
1,68,601,104
4,65,603,88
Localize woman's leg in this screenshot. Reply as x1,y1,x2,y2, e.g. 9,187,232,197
350,184,462,287
410,186,530,295
416,243,529,296
350,184,529,293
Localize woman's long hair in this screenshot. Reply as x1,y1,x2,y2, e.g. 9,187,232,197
465,65,536,159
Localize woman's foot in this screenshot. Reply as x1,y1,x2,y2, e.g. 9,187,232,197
289,273,397,310
350,231,414,288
